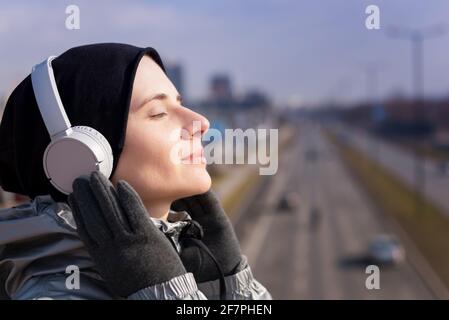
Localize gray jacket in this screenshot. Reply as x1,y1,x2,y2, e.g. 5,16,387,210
0,195,272,300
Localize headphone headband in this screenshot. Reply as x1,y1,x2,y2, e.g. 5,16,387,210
31,56,72,138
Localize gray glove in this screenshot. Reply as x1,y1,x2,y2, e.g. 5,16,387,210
67,171,187,298
171,189,244,283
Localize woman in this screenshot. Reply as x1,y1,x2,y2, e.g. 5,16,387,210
0,43,272,300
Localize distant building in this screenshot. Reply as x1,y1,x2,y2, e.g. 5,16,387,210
210,74,232,102
240,90,271,109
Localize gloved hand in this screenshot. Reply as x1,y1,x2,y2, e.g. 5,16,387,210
171,189,244,283
67,171,187,297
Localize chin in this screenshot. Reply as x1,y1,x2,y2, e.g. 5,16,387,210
181,167,212,197
194,169,212,193
198,174,212,193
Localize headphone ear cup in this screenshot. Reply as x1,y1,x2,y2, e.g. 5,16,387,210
43,127,113,195
73,126,114,176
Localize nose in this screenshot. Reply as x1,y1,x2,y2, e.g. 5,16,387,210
181,108,210,140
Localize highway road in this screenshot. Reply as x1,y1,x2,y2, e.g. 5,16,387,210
233,121,441,299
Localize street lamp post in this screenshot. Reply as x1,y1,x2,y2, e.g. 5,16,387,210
386,24,447,215
364,63,382,165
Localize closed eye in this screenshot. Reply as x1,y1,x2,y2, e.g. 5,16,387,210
150,112,168,119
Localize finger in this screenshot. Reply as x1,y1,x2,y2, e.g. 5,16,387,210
197,189,223,214
89,171,132,236
171,197,190,213
71,176,113,244
191,189,230,232
116,180,153,234
184,192,210,216
172,192,210,220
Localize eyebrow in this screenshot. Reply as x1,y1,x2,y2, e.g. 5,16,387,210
137,93,182,110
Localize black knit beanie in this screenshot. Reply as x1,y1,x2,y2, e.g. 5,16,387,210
0,43,166,202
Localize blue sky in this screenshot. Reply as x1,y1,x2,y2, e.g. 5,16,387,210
1,0,449,106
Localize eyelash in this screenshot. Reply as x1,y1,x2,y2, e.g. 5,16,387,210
150,112,168,119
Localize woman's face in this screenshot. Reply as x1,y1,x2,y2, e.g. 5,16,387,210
111,55,211,207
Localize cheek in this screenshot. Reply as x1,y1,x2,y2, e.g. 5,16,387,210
112,122,175,191
125,126,177,177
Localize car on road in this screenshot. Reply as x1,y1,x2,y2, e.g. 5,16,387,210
368,234,405,265
278,191,300,212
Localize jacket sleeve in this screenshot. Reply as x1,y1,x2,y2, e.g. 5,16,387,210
13,272,118,300
127,273,207,300
13,272,207,300
196,255,273,300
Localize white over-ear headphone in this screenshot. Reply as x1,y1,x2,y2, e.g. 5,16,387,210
31,56,114,195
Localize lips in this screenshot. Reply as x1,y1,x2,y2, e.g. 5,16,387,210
182,148,204,161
